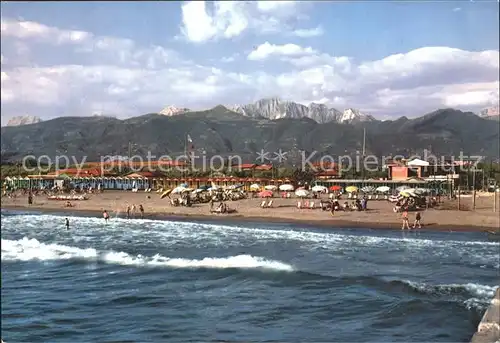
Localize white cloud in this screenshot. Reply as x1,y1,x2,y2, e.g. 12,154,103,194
221,53,239,63
178,1,304,43
0,17,180,69
1,17,499,124
293,26,324,38
1,18,92,44
453,7,462,12
256,1,296,13
248,42,317,60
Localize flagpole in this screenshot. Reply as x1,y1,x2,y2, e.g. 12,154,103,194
185,134,188,178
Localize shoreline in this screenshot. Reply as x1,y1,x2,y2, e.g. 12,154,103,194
1,204,496,234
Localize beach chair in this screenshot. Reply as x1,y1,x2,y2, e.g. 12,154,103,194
260,200,267,208
267,200,273,208
309,201,315,209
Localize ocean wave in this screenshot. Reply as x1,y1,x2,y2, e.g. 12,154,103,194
402,280,498,299
1,237,294,272
4,212,499,250
400,279,498,311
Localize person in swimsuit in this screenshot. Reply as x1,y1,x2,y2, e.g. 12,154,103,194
413,212,422,229
401,209,409,230
65,218,70,230
126,205,131,219
103,210,110,223
139,204,144,219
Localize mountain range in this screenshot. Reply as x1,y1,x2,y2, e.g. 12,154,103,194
1,102,499,164
5,98,498,128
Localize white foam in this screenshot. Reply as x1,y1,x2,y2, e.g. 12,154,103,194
1,237,294,272
403,280,498,299
3,213,499,251
1,237,98,261
402,279,498,310
2,212,498,271
103,252,294,271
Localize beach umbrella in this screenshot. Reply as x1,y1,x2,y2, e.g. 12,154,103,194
376,186,390,193
396,185,411,192
258,190,273,198
345,186,358,193
160,189,172,199
199,185,210,190
415,188,428,195
329,185,342,192
295,189,309,198
400,191,413,198
279,184,294,191
361,186,376,194
311,185,327,193
250,183,260,191
264,185,277,191
172,186,186,194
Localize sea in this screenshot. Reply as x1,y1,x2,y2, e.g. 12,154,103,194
1,209,499,342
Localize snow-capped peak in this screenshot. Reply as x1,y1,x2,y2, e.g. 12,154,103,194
159,106,189,116
339,108,376,123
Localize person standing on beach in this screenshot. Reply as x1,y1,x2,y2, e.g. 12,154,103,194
28,192,33,205
126,205,131,219
401,209,410,230
65,218,70,230
413,212,422,229
139,204,144,219
103,210,110,223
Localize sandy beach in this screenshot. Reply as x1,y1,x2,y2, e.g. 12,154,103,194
2,190,499,232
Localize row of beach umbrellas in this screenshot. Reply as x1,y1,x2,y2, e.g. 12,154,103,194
159,183,432,199
259,189,310,198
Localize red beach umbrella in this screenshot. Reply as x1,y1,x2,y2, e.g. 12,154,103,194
258,190,273,198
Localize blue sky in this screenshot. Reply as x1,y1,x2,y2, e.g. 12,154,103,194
1,1,499,124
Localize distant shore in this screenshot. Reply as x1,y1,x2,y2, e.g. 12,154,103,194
2,191,499,233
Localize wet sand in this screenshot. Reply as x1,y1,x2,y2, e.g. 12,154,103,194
2,191,499,232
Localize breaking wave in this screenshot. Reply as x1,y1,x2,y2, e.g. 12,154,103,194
1,237,294,272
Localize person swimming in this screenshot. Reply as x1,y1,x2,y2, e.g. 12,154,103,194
65,218,70,230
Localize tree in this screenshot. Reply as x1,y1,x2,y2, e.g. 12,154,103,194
291,168,315,185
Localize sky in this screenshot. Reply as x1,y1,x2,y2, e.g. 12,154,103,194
1,1,499,125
